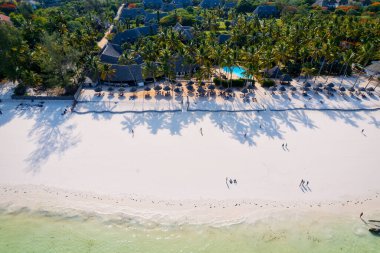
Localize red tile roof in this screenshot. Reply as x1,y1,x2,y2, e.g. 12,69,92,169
0,14,11,23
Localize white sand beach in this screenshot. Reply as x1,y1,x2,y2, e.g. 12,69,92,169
0,93,380,223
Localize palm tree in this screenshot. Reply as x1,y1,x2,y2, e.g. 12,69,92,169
98,63,116,85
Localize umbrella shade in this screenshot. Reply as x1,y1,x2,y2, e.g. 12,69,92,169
279,86,286,92
367,87,375,92
304,82,312,87
241,88,248,94
270,86,277,91
130,87,137,92
197,87,206,93
281,74,292,82
247,84,254,89
187,85,194,91
175,83,182,87
163,86,171,91
174,87,182,93
118,87,125,92
317,83,323,87
154,85,162,91
302,87,310,91
95,87,102,92
218,85,225,90
187,81,194,85
107,87,114,92
327,86,335,92
225,88,233,93
348,87,355,92
290,86,297,91
359,87,366,91
339,87,346,91
208,84,216,90
327,83,335,87
144,86,151,91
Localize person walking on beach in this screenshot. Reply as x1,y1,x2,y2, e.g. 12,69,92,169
282,143,284,149
226,177,230,189
361,129,364,133
131,129,134,138
299,179,304,187
244,133,247,138
285,143,288,150
200,128,203,136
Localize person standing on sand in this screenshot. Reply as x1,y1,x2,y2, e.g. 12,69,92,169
200,128,203,136
299,179,304,187
362,129,364,133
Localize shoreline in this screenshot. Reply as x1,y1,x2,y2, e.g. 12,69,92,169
1,184,379,225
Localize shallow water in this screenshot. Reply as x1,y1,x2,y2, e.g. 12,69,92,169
0,212,378,253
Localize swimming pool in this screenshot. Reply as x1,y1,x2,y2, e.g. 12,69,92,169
223,66,247,78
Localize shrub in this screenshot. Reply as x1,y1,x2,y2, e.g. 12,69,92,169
213,78,246,87
261,79,275,88
14,84,27,96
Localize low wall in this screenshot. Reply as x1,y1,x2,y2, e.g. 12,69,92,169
11,95,74,101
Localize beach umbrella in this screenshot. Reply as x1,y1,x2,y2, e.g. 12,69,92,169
118,87,125,92
270,86,277,91
175,82,182,87
208,84,216,90
95,87,102,92
339,86,346,92
279,86,286,92
247,84,254,90
187,81,194,85
218,85,225,90
327,86,334,92
154,85,162,91
200,81,206,86
163,85,171,92
197,86,206,93
317,83,323,88
241,88,248,94
107,87,114,92
304,82,312,88
290,86,297,91
367,87,375,92
348,87,355,92
187,85,194,91
302,86,310,91
226,88,233,93
359,87,366,92
281,74,292,82
174,87,182,93
130,87,137,92
144,86,151,91
327,83,335,88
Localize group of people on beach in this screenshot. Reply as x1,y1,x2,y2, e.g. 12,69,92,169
226,177,237,189
282,143,289,151
299,179,311,192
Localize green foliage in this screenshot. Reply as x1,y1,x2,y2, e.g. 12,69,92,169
159,9,196,26
236,0,256,13
261,79,275,88
14,84,27,96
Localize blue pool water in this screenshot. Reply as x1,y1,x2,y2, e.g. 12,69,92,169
223,66,247,78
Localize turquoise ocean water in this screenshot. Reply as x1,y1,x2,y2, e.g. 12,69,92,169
0,212,378,253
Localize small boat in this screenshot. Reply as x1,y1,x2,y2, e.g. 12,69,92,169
369,228,380,236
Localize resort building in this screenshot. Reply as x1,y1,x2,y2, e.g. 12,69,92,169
99,43,123,64
199,0,221,9
173,23,194,41
144,12,168,25
112,24,158,45
253,5,280,18
174,57,196,77
119,8,146,21
101,64,145,86
172,0,193,8
143,0,164,9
